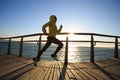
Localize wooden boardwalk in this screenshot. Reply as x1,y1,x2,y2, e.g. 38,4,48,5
0,53,120,80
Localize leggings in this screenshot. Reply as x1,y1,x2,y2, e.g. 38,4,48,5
37,37,63,58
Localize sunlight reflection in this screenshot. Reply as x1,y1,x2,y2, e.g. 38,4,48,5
59,44,81,63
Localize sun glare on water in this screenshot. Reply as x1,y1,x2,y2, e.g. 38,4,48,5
65,33,81,62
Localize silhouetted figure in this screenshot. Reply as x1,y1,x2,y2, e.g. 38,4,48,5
33,15,63,66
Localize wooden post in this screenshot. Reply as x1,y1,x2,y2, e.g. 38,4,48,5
65,36,68,64
114,37,118,58
90,35,94,63
19,37,23,57
7,38,11,55
38,35,41,55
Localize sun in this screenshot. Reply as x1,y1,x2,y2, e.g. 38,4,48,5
68,32,79,41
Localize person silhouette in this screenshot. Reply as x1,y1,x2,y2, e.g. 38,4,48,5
33,15,63,66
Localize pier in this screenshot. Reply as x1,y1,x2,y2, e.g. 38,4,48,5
0,33,120,80
0,53,120,80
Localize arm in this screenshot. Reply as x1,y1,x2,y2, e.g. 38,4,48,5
58,25,63,33
42,22,49,34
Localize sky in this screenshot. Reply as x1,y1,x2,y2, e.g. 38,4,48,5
0,0,120,37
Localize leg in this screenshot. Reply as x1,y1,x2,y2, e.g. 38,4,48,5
54,40,63,54
33,38,51,66
36,39,51,59
50,37,63,55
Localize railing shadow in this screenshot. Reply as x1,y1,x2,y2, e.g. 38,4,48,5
93,63,118,80
59,63,68,80
0,63,34,80
58,36,68,80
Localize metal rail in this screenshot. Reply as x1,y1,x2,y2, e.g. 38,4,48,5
0,32,120,63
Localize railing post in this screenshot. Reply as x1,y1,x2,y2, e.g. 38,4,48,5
38,35,41,55
19,37,23,57
114,37,118,58
65,36,68,64
7,38,11,55
90,35,94,63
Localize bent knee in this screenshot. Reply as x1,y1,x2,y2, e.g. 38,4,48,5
60,43,63,47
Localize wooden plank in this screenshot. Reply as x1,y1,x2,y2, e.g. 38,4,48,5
0,56,32,77
65,64,77,80
75,62,100,80
0,54,120,80
1,64,33,80
67,63,81,80
82,66,110,80
41,61,52,80
52,62,58,80
76,62,112,80
72,62,94,80
48,63,55,80
69,63,87,80
31,61,50,80
18,61,46,80
96,59,120,80
105,65,120,79
56,62,62,80
0,54,33,80
36,61,52,80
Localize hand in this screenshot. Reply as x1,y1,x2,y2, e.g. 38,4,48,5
43,29,47,34
58,25,63,33
60,25,63,29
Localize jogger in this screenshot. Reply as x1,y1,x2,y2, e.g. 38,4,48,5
33,15,63,66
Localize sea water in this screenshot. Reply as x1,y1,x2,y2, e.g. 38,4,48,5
0,42,120,62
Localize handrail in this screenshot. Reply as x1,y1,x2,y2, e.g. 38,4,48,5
0,32,120,39
0,32,119,63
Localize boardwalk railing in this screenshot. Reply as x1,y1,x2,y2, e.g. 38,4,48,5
0,32,120,63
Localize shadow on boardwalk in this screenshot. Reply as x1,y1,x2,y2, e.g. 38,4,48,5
93,63,119,80
0,63,33,80
59,63,67,80
0,54,120,80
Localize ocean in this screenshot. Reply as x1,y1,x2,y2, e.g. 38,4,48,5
0,42,120,62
